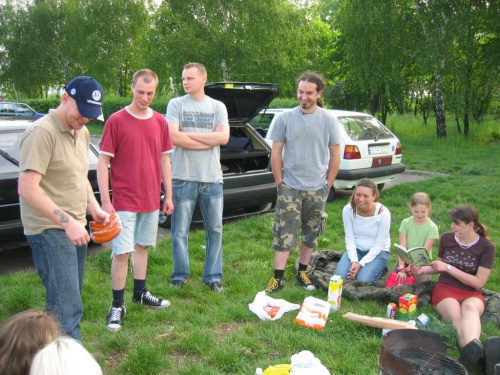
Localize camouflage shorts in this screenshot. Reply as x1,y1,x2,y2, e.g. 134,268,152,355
272,182,330,251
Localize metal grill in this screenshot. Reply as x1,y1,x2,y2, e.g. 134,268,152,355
379,329,468,375
389,346,467,375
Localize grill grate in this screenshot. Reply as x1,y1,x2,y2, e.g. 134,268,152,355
390,346,466,375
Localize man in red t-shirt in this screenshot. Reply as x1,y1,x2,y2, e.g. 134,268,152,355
97,69,174,332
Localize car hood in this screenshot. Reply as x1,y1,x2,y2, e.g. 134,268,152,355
0,116,37,126
204,82,279,123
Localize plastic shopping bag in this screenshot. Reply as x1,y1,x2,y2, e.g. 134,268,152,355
385,272,416,288
249,291,301,321
290,350,330,375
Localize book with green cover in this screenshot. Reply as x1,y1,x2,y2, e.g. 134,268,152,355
394,243,431,266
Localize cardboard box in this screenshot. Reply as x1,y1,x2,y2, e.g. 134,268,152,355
398,293,418,321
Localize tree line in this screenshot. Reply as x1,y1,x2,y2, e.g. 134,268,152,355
1,0,499,137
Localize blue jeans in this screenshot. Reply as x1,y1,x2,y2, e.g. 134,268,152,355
335,249,389,283
27,229,87,341
171,180,223,283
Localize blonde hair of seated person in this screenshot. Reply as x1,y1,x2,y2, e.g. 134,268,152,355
29,336,102,375
0,309,60,375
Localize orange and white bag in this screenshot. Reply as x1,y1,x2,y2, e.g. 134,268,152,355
294,296,331,330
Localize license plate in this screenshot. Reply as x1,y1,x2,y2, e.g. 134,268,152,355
369,145,388,155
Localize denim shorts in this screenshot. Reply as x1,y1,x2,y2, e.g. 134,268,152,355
272,182,329,251
111,210,159,256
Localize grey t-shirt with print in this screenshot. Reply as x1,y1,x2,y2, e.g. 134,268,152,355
166,95,229,183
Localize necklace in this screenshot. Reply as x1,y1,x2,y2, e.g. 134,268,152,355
455,234,480,249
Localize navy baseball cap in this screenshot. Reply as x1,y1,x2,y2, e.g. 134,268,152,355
65,76,104,121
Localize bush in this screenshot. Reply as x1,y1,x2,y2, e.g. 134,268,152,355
269,97,297,108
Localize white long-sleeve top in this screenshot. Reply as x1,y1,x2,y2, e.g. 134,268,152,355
343,202,391,267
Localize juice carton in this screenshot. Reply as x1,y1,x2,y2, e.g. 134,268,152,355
398,293,418,321
327,275,343,311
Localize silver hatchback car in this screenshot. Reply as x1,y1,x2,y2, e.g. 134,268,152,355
265,109,406,199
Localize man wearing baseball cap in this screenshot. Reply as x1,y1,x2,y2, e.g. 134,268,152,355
18,76,109,341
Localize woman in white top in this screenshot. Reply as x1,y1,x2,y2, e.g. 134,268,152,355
334,178,391,283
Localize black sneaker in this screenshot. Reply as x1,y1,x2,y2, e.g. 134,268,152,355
206,281,224,293
170,279,187,288
265,277,283,294
296,270,316,291
132,289,171,309
484,336,500,375
107,305,126,332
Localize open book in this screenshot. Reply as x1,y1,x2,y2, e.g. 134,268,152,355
394,243,431,266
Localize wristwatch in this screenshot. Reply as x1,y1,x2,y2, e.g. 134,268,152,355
446,264,451,272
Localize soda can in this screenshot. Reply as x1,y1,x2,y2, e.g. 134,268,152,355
386,303,396,319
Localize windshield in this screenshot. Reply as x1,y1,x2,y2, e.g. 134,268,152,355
0,131,22,173
337,116,393,141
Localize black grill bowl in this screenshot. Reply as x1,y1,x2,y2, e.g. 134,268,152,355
379,329,467,375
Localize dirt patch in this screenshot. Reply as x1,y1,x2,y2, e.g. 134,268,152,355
214,322,245,338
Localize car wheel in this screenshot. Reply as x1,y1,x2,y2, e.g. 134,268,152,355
326,187,336,203
377,183,385,192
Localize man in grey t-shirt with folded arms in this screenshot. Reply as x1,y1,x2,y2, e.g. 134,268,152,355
166,62,229,293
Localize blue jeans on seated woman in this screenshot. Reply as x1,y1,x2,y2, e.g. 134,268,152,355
335,249,389,283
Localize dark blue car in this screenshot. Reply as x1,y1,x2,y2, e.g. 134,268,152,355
0,102,44,118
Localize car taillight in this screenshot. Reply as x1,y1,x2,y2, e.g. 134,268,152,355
344,145,361,159
395,142,402,155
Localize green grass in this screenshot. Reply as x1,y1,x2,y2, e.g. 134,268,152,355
1,114,499,374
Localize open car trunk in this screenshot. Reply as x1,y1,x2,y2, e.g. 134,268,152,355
205,82,279,176
159,82,280,227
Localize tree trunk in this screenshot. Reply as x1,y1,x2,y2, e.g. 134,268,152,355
452,73,461,135
414,93,419,116
434,71,447,138
463,62,472,137
463,112,469,137
381,103,388,124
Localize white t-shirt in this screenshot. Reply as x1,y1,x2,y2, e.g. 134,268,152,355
343,202,391,266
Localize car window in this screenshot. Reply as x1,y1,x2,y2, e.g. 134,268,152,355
249,113,275,130
0,131,22,173
16,103,35,115
0,130,99,171
337,116,393,141
0,103,16,115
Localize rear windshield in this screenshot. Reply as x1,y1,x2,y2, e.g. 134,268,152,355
249,113,276,130
337,116,393,141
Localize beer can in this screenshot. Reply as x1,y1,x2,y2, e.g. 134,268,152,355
386,303,396,319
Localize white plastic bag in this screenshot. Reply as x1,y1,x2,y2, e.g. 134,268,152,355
290,350,330,375
248,291,300,321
